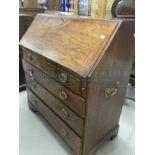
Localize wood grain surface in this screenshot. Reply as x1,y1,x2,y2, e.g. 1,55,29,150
83,20,135,155
26,74,84,137
20,14,119,77
22,48,83,95
23,59,86,117
27,88,82,155
21,15,134,155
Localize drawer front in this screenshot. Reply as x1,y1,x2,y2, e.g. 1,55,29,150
23,48,82,95
26,74,84,137
23,59,85,117
27,89,82,155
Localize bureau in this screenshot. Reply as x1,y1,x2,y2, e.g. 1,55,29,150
20,14,134,155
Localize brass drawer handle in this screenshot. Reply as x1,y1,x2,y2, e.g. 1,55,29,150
61,108,69,119
105,81,119,97
27,53,32,61
59,91,68,101
60,128,67,137
28,70,34,80
59,72,68,83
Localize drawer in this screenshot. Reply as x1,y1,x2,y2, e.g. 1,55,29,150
23,59,86,117
26,74,84,137
22,48,84,96
27,89,82,155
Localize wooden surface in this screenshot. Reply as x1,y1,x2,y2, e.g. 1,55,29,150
22,48,83,95
19,8,45,16
21,15,135,155
83,20,135,155
22,59,86,117
25,74,84,137
27,89,82,155
56,0,62,11
45,10,75,16
20,14,119,77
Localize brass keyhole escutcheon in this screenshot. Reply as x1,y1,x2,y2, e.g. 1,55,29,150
61,108,69,119
59,72,68,83
105,81,119,98
59,90,68,101
60,128,67,137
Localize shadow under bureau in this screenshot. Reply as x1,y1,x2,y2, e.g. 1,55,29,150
20,14,135,155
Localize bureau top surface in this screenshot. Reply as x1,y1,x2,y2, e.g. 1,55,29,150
20,14,120,77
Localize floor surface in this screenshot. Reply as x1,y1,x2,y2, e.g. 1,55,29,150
19,85,135,155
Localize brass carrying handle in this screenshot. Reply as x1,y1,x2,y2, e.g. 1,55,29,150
60,128,67,137
61,108,69,119
59,72,68,83
59,91,68,101
105,81,119,97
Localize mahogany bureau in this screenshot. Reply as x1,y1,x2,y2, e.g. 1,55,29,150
20,14,134,155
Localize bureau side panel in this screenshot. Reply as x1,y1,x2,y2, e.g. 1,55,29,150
83,20,135,155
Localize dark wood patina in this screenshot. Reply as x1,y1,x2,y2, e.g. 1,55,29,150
20,15,134,155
